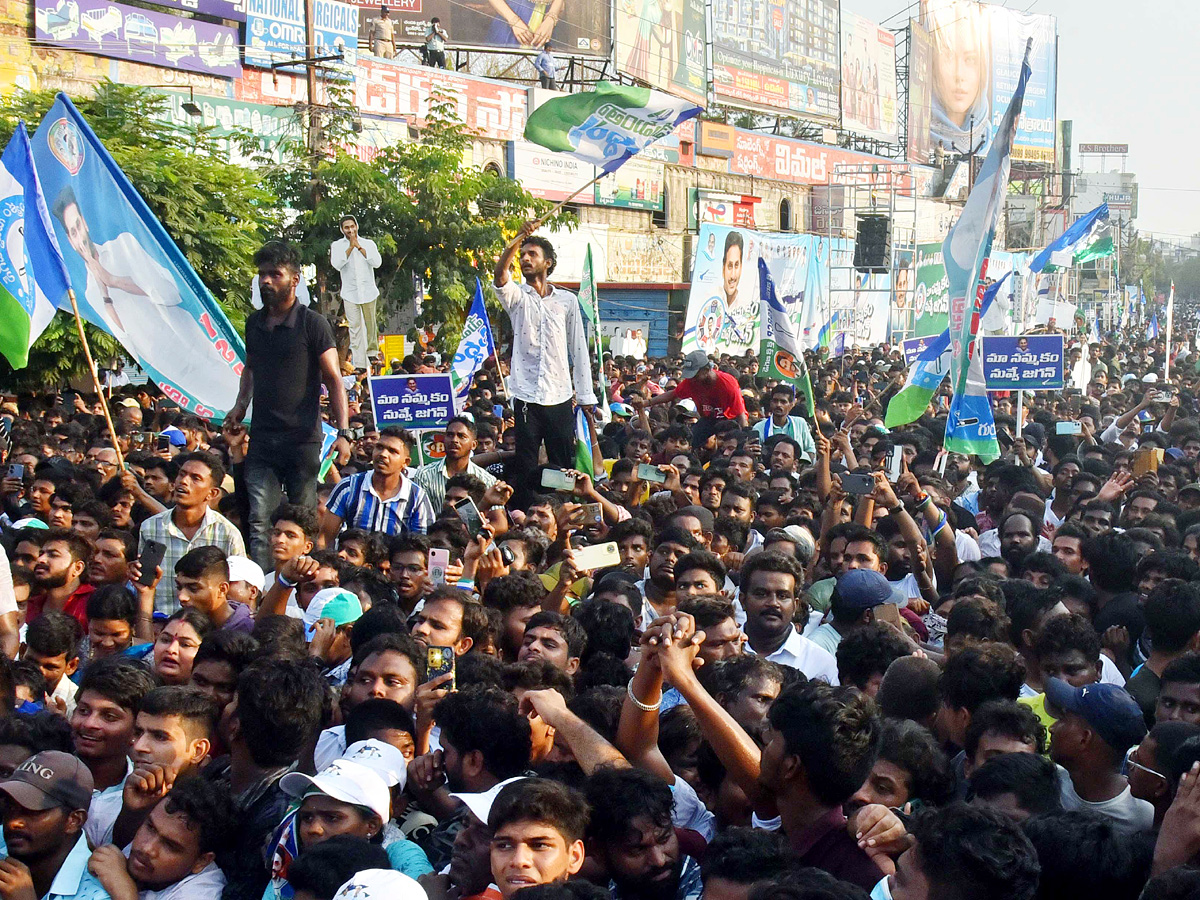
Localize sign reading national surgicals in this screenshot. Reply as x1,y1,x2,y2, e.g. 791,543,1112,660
981,335,1065,390
32,94,246,419
246,0,358,72
369,374,455,430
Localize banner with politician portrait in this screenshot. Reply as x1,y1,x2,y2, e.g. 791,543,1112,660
31,94,245,419
683,224,842,359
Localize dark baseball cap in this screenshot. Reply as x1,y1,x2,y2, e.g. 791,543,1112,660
831,569,894,613
0,751,93,812
681,350,710,379
1043,677,1147,754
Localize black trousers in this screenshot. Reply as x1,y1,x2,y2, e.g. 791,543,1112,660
513,398,575,506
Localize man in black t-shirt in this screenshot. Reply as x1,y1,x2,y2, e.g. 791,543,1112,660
226,241,352,568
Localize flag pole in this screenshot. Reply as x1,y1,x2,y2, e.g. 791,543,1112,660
66,288,125,469
504,171,608,252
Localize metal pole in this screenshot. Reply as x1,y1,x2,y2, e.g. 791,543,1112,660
1015,389,1024,438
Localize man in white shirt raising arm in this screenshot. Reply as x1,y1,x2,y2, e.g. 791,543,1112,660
494,220,598,507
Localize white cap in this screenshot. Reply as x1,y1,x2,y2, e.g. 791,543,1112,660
226,556,265,592
333,869,428,900
675,398,698,415
280,759,391,824
1142,373,1159,383
450,775,527,825
341,739,408,790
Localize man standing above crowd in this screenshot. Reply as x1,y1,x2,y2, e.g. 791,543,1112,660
494,222,597,506
331,216,382,370
752,383,815,463
227,241,351,568
638,350,747,450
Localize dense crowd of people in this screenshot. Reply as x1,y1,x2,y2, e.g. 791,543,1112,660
0,231,1196,900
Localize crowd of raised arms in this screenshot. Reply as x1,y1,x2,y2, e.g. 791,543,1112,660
0,233,1198,900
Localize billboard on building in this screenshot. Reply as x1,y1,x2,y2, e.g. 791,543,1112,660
595,157,665,211
614,0,707,104
710,0,840,121
35,0,240,77
506,140,595,203
841,12,897,143
246,0,358,72
908,1,1057,165
371,0,610,58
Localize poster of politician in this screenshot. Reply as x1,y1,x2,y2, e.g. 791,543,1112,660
31,94,244,419
684,225,845,359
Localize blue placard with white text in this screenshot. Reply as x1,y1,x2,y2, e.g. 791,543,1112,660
981,335,1065,390
369,374,454,430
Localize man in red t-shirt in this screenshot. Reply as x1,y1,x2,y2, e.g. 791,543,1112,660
639,350,748,450
28,528,94,631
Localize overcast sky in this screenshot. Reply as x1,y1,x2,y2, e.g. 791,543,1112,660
847,0,1200,243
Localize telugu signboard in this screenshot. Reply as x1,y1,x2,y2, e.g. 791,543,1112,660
35,0,241,77
144,0,246,20
711,0,840,121
981,335,1065,390
614,0,706,104
245,0,358,72
368,373,455,429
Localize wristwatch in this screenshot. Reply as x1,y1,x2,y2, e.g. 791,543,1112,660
338,428,356,441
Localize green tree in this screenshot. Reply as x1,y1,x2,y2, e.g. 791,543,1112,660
0,82,280,390
268,92,574,355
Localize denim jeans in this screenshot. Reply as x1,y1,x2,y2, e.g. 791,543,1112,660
244,439,321,569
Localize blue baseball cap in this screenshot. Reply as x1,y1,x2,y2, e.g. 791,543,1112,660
831,569,894,613
1043,677,1147,754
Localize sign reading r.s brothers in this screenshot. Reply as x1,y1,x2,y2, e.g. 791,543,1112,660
981,335,1064,390
369,374,454,430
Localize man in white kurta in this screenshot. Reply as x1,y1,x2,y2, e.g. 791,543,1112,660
54,189,241,408
330,215,382,369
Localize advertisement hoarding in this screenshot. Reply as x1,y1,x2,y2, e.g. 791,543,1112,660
595,157,665,211
506,140,595,203
840,12,897,143
246,0,358,72
370,0,609,58
35,0,240,77
156,90,299,163
144,0,246,21
906,18,934,165
908,2,1057,165
981,335,1065,390
614,0,707,104
711,0,840,121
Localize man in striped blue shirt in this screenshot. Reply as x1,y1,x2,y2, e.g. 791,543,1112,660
320,426,434,546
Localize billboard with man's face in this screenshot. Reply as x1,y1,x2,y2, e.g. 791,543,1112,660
908,1,1057,165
